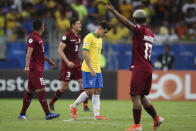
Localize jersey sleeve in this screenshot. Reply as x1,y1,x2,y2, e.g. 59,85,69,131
82,35,91,51
61,34,69,45
27,37,36,48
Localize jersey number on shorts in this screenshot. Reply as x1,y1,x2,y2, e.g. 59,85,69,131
75,45,78,51
144,42,152,60
40,78,45,85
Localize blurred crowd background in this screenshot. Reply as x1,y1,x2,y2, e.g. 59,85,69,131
0,0,195,70
0,0,195,104
0,0,196,44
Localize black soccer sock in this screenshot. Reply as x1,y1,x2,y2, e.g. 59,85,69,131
144,105,157,119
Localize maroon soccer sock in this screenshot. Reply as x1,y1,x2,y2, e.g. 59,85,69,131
144,105,157,119
50,89,63,104
83,98,88,108
81,89,88,108
38,91,50,115
133,109,142,124
20,92,33,115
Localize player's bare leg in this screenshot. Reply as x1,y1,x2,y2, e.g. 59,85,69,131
141,96,164,130
70,88,94,119
92,88,108,120
78,79,90,111
49,81,68,111
126,95,142,131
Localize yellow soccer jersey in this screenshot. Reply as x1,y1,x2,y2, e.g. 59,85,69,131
82,32,102,73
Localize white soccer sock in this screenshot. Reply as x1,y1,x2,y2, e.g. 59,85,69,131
73,91,88,108
92,94,100,116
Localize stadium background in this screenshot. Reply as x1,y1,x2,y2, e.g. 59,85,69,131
0,0,196,100
0,1,196,131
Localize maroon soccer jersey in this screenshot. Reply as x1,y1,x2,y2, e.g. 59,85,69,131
61,31,81,67
27,31,44,73
130,24,154,73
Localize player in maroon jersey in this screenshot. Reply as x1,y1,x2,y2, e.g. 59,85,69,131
18,19,60,120
106,3,164,131
49,18,90,112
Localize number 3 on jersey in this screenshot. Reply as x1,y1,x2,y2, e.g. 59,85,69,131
144,42,152,60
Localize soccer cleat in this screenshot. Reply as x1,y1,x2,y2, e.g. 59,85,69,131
84,106,91,112
46,112,60,120
126,124,142,131
94,115,109,120
70,104,77,120
49,102,55,111
18,114,28,120
153,116,164,130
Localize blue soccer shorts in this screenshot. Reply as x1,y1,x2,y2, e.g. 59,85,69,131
82,71,103,88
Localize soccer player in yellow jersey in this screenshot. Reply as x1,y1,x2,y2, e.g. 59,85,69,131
70,20,111,120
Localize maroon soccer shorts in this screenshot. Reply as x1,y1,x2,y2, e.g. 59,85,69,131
28,72,45,90
130,70,152,96
60,66,82,82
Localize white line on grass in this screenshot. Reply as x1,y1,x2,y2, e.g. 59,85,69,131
63,117,121,126
168,114,196,117
63,114,196,122
125,114,196,119
63,116,196,128
63,116,93,122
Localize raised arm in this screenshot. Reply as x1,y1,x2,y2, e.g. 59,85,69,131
105,3,134,31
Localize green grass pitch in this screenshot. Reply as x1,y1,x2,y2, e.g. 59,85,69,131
0,99,196,131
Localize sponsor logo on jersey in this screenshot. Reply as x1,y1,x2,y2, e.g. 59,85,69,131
70,39,76,42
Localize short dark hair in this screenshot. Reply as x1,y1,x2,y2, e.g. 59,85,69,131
134,17,146,24
33,19,43,30
70,18,80,26
98,20,111,30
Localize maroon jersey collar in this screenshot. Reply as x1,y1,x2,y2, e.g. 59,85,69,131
70,30,79,37
135,24,149,28
142,24,150,29
33,31,41,37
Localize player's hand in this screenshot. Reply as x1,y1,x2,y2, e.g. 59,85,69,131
105,2,114,10
48,60,56,68
24,66,29,75
67,61,75,68
90,69,96,77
